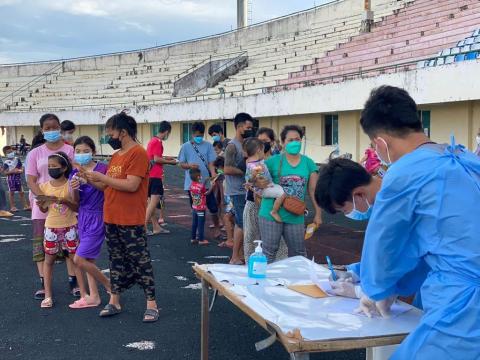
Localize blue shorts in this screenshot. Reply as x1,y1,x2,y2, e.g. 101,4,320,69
230,194,246,229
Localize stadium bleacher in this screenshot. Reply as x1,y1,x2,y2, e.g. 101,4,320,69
0,0,411,112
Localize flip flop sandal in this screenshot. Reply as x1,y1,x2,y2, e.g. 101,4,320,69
143,308,159,323
34,289,45,300
41,297,54,308
69,297,100,309
99,304,122,317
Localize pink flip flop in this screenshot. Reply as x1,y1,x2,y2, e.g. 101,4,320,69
69,297,100,309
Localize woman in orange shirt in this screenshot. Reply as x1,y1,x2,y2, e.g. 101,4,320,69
85,112,158,323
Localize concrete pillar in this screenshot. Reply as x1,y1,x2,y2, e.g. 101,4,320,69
237,0,248,29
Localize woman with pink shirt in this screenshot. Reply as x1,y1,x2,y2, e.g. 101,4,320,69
26,113,78,300
360,143,383,176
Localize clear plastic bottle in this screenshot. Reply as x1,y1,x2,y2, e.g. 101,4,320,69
248,240,267,279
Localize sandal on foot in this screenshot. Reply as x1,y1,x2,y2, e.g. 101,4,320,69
69,297,100,309
34,289,45,300
143,308,159,323
41,297,54,308
99,304,122,317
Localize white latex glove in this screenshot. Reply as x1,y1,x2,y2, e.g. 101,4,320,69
329,270,355,282
355,295,396,318
330,279,357,298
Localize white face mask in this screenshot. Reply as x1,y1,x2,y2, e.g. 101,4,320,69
375,137,392,165
476,136,480,145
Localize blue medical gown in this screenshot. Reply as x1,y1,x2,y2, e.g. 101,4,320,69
360,144,480,359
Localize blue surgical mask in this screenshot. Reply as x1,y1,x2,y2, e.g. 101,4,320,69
6,152,15,159
193,136,203,144
74,153,93,166
375,137,392,166
345,196,372,221
43,130,62,143
212,135,221,142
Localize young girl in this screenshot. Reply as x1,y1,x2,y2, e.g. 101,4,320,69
244,138,286,223
189,168,214,245
2,146,29,212
361,143,382,175
36,152,84,308
68,136,111,309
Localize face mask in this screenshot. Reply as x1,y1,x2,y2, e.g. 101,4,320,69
262,142,272,154
48,168,64,179
108,137,122,150
74,153,92,166
43,130,62,143
345,196,372,221
212,135,221,142
375,137,392,165
193,136,203,144
285,141,302,155
242,129,254,139
63,133,74,142
476,136,480,145
6,152,15,159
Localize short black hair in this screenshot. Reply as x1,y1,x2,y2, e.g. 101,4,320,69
243,137,263,157
48,151,73,179
280,125,304,142
360,86,422,137
257,127,276,142
233,113,253,129
208,123,224,136
213,156,224,168
73,136,96,153
189,167,201,181
39,113,60,128
60,120,76,132
213,141,223,149
315,158,372,214
106,112,138,141
158,121,171,134
2,145,12,155
191,122,205,134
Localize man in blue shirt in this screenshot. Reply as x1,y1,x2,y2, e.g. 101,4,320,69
178,122,220,238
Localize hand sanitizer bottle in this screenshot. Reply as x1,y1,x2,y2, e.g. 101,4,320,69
248,240,267,279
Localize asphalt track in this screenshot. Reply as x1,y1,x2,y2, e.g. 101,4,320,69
0,168,366,360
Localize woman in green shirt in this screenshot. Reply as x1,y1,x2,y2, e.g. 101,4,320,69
258,125,322,263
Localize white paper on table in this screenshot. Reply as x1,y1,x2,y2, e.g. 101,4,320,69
309,257,333,295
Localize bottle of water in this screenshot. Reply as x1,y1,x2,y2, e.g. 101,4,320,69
248,240,267,279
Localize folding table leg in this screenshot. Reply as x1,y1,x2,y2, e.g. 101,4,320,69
290,352,310,360
201,279,210,360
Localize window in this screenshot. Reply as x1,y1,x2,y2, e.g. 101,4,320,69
323,114,338,146
181,123,194,144
98,125,108,145
418,110,431,137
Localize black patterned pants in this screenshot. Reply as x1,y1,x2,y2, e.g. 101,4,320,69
105,223,156,301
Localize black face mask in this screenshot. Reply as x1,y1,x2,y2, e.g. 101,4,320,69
108,137,122,150
242,129,254,139
48,168,64,179
262,142,272,154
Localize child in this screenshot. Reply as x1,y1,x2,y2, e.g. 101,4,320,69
213,141,224,157
189,168,214,245
36,152,84,308
243,138,286,223
360,143,386,177
2,146,29,212
69,136,111,309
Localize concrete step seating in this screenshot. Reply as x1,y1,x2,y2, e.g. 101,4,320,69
268,0,480,92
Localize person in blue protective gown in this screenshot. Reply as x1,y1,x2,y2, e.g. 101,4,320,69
314,157,428,309
355,85,480,359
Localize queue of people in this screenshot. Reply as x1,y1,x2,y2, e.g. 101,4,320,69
5,84,479,357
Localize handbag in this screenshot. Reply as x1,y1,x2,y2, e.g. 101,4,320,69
277,156,306,216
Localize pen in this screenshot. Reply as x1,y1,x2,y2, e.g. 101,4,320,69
326,256,337,281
